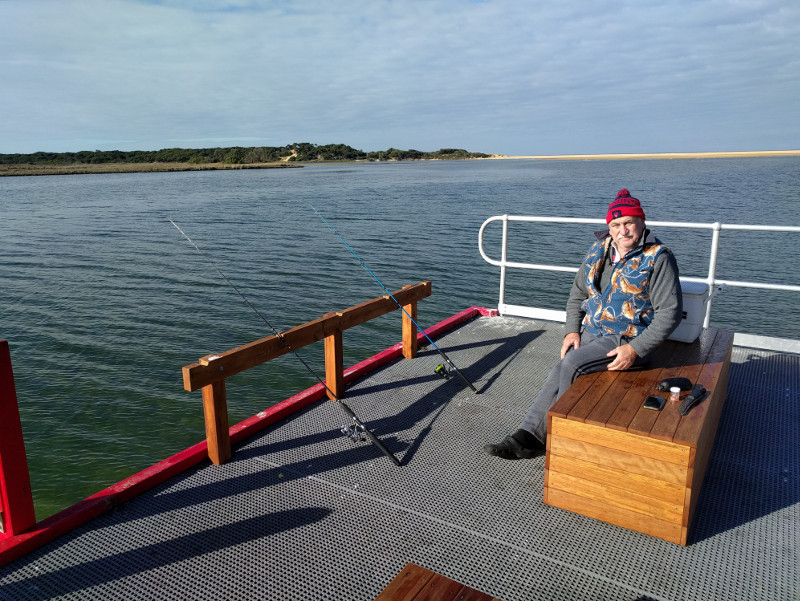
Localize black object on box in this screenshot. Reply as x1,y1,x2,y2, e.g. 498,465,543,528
678,384,708,415
643,395,666,411
657,377,693,392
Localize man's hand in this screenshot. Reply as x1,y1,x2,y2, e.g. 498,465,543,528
561,332,581,359
606,344,638,370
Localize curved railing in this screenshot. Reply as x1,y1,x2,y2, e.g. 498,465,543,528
478,215,800,347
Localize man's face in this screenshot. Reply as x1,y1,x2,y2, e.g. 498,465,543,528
608,216,645,254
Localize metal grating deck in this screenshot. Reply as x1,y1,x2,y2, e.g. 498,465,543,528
1,316,798,600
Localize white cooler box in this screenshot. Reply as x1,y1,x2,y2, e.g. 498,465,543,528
668,281,710,343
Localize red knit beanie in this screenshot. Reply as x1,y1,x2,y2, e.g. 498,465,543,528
606,188,646,224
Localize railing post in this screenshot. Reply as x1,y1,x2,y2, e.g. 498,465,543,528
498,214,509,313
0,340,37,537
324,328,344,400
704,222,722,328
402,297,418,359
201,380,231,465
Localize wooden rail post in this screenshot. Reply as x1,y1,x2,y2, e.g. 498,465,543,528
324,326,344,401
402,289,418,360
201,378,231,466
0,341,37,537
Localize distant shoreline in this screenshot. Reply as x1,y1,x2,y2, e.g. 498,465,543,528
490,150,800,160
0,162,299,177
2,150,798,177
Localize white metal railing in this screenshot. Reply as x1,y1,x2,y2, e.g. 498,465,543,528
478,215,800,335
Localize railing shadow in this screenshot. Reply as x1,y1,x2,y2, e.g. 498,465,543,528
330,328,545,464
0,507,331,599
234,327,545,468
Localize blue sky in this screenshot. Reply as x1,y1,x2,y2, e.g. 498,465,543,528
1,0,798,155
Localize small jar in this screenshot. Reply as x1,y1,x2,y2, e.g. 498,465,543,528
669,386,681,404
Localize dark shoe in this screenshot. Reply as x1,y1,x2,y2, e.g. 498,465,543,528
483,431,544,459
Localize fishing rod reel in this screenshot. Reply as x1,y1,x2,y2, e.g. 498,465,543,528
434,363,452,380
340,418,368,443
337,401,401,465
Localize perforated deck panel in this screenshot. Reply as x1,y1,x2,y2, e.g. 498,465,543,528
1,317,797,600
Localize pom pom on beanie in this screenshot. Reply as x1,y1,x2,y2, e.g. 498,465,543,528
606,188,646,224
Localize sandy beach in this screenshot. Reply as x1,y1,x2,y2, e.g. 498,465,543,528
491,150,800,160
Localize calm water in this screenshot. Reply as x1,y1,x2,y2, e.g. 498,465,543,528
2,158,798,519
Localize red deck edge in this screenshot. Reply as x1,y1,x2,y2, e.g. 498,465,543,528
0,306,491,567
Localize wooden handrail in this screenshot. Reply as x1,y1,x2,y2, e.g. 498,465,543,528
182,281,432,465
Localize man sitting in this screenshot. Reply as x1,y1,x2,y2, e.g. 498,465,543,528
484,189,683,459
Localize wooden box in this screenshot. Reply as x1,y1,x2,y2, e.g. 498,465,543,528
543,328,733,545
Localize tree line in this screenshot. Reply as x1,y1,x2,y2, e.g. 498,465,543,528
0,143,490,165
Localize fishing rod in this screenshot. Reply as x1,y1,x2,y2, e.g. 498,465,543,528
310,206,479,394
168,218,401,466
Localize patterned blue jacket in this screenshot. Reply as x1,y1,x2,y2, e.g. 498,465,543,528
581,235,669,338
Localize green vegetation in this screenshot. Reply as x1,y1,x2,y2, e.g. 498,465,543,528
0,143,491,166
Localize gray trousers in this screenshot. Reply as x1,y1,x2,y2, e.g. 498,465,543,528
519,331,648,442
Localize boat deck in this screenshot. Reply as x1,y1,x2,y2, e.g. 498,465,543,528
1,315,797,600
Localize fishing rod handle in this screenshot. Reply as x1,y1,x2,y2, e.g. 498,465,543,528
362,428,402,466
438,350,479,394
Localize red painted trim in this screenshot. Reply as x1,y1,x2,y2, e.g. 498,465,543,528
0,307,495,567
428,306,483,330
0,341,36,539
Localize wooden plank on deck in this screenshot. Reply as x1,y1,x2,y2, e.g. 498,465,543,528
375,563,501,601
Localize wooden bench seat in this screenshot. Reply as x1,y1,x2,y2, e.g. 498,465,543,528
543,327,734,545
